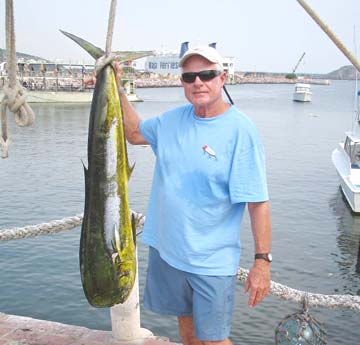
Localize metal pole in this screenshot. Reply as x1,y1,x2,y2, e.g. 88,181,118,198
223,85,234,105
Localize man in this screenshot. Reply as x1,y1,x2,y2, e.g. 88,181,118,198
115,46,272,345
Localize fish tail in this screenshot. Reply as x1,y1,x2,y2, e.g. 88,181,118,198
60,30,104,59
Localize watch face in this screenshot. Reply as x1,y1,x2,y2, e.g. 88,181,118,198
267,253,273,262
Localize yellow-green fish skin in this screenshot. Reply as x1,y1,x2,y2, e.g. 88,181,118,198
60,29,145,308
81,64,136,308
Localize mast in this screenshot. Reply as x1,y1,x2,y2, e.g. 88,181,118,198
297,0,360,73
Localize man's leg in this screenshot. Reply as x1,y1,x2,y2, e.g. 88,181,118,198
178,316,233,345
178,316,202,345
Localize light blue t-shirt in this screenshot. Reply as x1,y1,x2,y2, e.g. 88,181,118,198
139,104,268,275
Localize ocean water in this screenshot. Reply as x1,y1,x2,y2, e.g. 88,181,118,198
1,81,360,344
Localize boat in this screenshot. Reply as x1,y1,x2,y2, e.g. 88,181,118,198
0,61,142,103
332,90,360,213
293,82,312,102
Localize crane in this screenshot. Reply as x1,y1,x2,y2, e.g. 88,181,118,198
292,52,306,74
286,52,306,79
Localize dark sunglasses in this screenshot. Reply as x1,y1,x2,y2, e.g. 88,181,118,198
181,70,222,83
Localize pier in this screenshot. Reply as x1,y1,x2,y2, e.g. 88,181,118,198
0,312,180,345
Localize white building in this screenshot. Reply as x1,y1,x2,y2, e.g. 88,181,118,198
222,56,235,82
145,52,180,75
144,51,235,81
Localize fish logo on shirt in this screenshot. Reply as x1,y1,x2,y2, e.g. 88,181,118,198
202,145,217,160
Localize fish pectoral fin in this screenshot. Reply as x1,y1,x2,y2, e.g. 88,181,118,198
82,160,88,177
127,162,136,181
82,160,90,202
114,224,121,253
111,252,119,264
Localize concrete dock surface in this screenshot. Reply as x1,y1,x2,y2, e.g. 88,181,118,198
0,312,181,345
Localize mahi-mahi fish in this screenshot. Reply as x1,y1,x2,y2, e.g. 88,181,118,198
61,30,153,307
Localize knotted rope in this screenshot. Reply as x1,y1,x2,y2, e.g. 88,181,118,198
1,0,35,158
1,212,359,312
0,215,84,241
105,0,117,57
237,268,360,311
0,211,144,241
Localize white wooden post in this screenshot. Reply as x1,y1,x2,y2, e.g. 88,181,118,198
110,254,153,341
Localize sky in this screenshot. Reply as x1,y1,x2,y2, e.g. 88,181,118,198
0,0,359,74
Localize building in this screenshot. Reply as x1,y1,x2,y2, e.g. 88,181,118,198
222,56,235,83
145,52,180,76
144,51,235,82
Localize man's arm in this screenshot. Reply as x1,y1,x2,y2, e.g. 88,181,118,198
244,201,272,307
114,61,148,145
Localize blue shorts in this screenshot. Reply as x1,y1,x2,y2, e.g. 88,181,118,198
143,247,236,341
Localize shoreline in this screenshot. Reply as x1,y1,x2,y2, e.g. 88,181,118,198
135,76,331,88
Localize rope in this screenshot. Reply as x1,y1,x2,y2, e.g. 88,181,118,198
95,54,117,75
1,0,35,159
0,211,145,241
105,0,117,57
93,0,118,75
0,215,83,241
0,213,359,312
237,268,360,312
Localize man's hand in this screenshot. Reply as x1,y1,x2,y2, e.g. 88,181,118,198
244,260,270,307
113,60,123,90
84,74,96,87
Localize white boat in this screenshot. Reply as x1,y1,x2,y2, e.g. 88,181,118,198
0,61,142,103
332,90,360,213
0,87,142,103
293,82,312,102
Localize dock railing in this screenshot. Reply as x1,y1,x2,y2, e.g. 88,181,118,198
1,212,360,341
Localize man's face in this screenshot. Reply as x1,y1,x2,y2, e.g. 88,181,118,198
181,55,226,111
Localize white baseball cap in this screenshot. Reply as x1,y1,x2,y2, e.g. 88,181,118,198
179,46,224,69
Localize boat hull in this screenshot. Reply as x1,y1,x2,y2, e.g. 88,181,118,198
0,90,142,103
293,83,312,102
293,91,312,102
332,146,360,213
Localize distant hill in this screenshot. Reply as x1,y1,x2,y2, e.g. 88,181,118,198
324,65,357,80
0,48,49,63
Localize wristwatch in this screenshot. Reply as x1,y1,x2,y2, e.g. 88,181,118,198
255,253,272,263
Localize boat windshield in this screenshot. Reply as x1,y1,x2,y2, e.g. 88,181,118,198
295,85,310,92
344,136,360,167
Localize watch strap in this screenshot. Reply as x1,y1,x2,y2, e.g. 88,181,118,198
255,253,272,262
